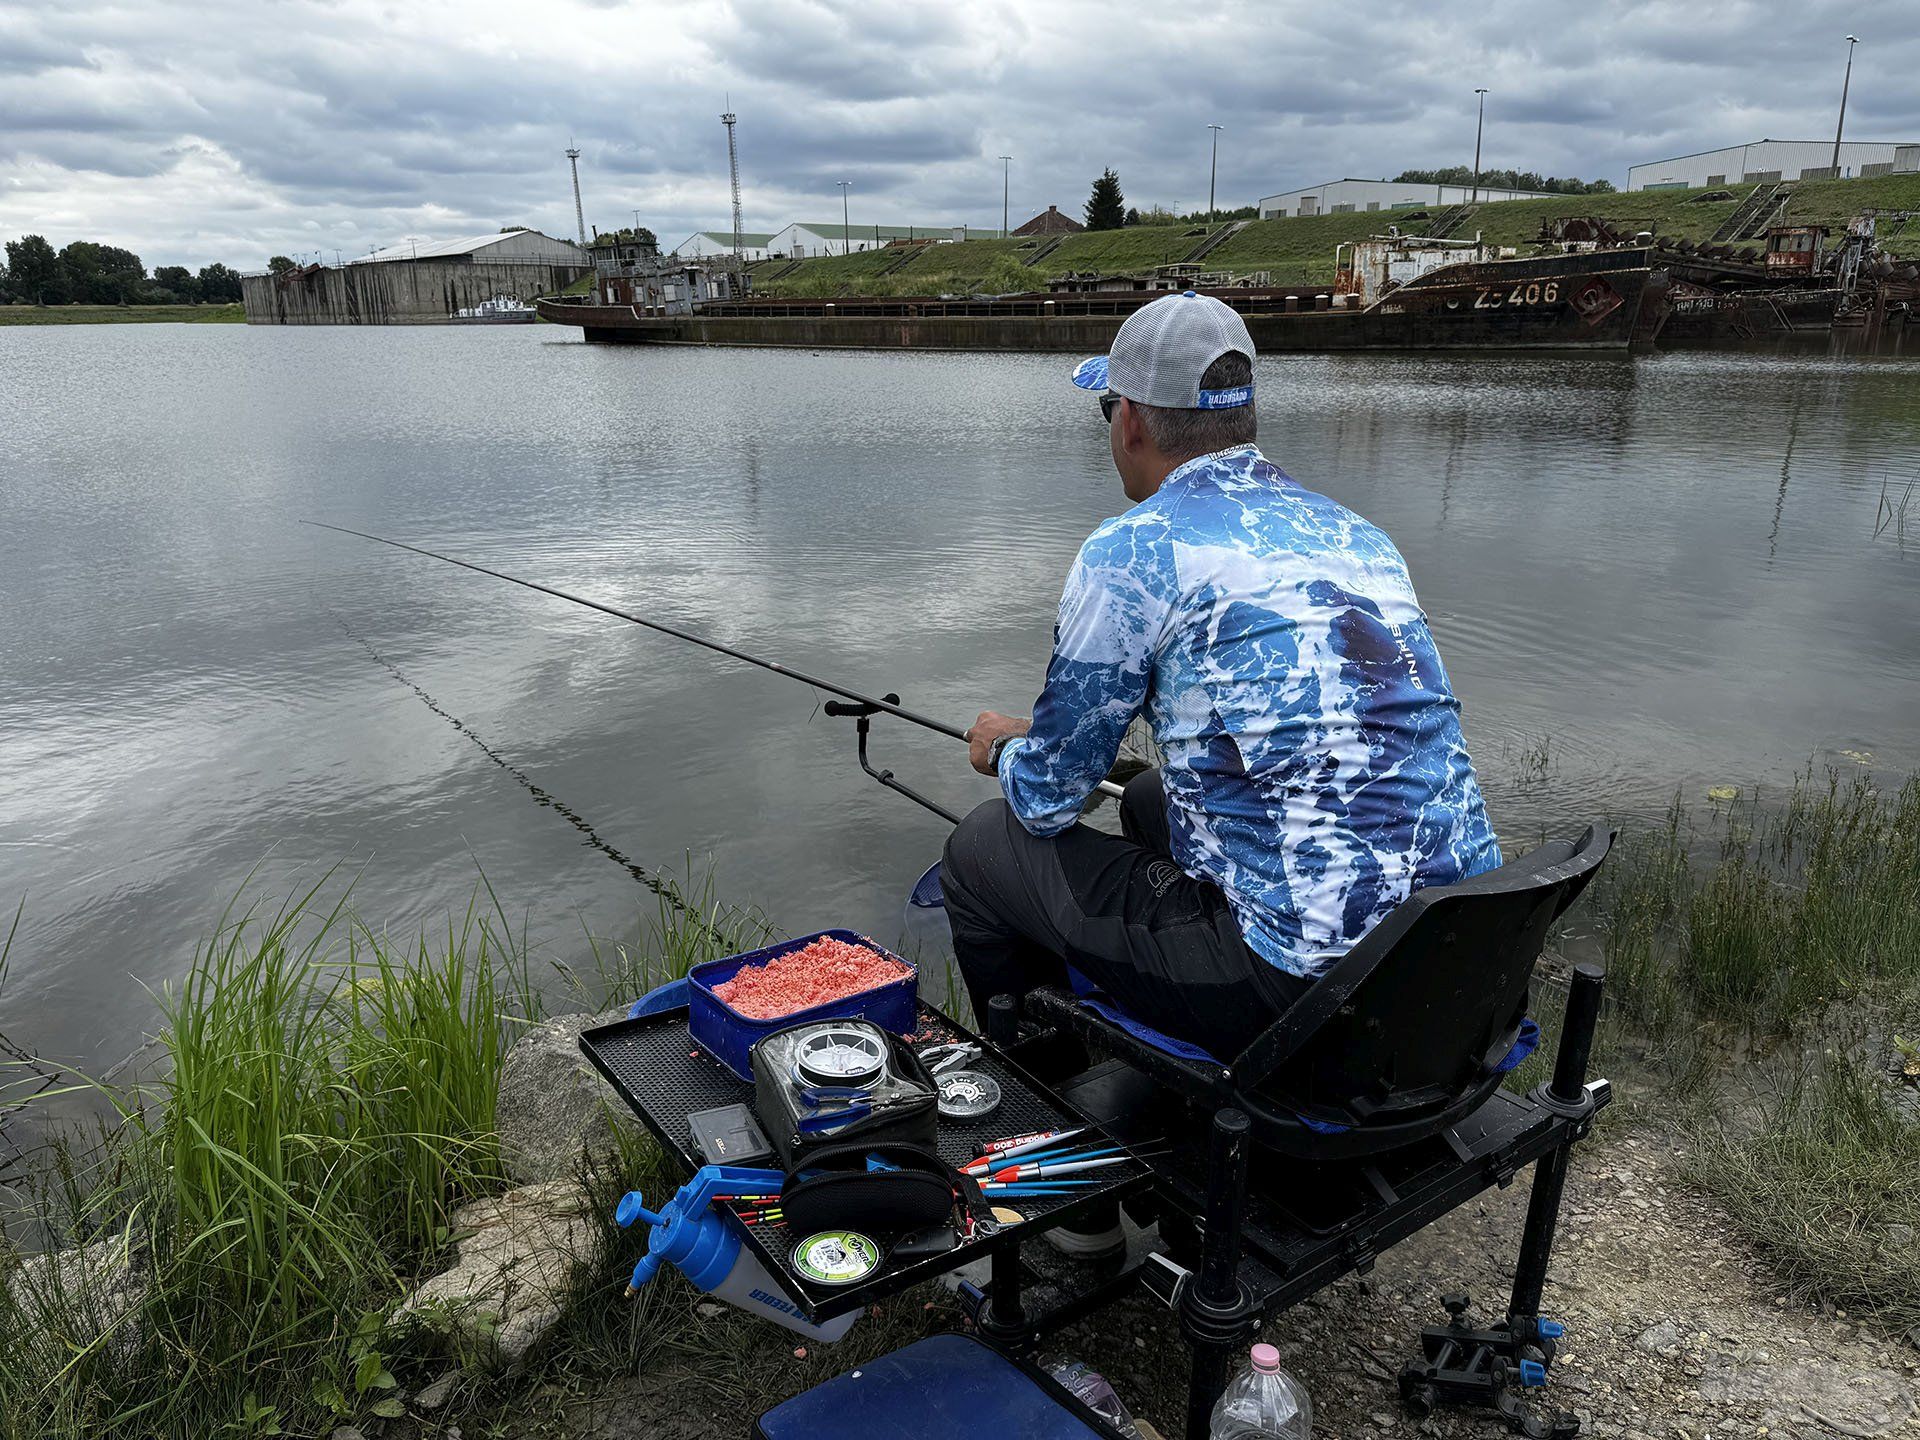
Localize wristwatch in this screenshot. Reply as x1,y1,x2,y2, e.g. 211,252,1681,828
986,734,1016,771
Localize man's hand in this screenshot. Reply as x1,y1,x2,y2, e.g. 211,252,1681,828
967,712,1031,776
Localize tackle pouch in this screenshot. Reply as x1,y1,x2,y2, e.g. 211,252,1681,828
750,1020,939,1169
777,1142,959,1237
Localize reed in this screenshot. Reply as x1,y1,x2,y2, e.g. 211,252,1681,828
0,876,537,1438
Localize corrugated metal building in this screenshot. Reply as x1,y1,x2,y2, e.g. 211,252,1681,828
1626,139,1920,191
1257,178,1557,219
348,229,589,266
242,228,591,325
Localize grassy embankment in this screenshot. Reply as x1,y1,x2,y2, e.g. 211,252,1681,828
3,770,1918,1436
0,304,245,325
748,173,1920,298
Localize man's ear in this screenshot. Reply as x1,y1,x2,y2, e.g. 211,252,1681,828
1117,397,1146,452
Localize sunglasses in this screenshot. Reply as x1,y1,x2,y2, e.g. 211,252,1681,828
1099,393,1122,424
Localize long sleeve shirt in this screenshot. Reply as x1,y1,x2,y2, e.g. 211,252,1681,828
996,444,1501,979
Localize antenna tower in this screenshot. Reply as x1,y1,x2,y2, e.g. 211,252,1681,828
721,103,743,259
565,141,587,249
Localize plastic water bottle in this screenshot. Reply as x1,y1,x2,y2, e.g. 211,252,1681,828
1210,1343,1312,1440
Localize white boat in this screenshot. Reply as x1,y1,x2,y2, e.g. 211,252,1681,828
451,294,537,324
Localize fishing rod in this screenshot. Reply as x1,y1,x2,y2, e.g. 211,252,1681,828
306,522,1125,820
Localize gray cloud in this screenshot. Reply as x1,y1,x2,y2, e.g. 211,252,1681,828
0,0,1914,270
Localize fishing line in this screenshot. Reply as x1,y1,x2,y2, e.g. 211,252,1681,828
306,521,1126,805
334,614,764,944
305,521,970,739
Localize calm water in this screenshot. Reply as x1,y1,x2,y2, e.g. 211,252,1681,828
2,325,1918,1077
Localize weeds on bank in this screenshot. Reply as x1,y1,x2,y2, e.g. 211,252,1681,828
0,860,773,1439
1586,769,1920,1047
1560,767,1920,1331
1,876,536,1437
1688,1048,1920,1335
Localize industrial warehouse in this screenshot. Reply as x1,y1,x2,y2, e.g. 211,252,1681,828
1256,177,1559,218
1626,138,1920,190
239,228,590,324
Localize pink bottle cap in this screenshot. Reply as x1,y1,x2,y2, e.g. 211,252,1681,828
1251,1343,1281,1373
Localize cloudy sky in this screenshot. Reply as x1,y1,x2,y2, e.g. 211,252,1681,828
3,0,1917,271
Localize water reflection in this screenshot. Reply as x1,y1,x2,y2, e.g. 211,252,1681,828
0,327,1916,1075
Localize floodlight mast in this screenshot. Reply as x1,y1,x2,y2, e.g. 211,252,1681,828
722,105,744,260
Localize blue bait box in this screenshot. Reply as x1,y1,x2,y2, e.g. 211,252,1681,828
688,929,918,1081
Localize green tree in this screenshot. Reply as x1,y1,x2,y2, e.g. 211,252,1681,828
268,255,297,277
1123,206,1141,227
152,265,200,303
6,234,66,304
59,241,147,303
1084,169,1126,231
1392,167,1615,196
197,262,242,302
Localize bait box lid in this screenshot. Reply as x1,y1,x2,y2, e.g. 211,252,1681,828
687,929,918,1082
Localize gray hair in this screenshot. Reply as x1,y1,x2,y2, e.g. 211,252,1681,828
1133,352,1257,462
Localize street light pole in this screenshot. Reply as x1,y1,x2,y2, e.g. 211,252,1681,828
1471,89,1488,204
999,156,1011,239
1831,34,1860,173
1207,123,1223,221
838,180,852,255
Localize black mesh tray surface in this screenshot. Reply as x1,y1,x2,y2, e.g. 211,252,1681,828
580,1001,1149,1319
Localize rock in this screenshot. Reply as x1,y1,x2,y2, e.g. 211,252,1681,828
1637,1320,1684,1356
331,1429,368,1440
496,1006,639,1183
1886,1224,1914,1250
394,1178,605,1370
696,1300,727,1319
8,1234,149,1364
413,1369,457,1411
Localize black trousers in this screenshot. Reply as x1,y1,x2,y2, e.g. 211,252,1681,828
941,770,1307,1060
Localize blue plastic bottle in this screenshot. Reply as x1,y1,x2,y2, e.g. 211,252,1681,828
616,1167,860,1343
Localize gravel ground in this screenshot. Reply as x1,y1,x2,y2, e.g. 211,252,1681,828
1054,1123,1918,1440
477,1120,1917,1440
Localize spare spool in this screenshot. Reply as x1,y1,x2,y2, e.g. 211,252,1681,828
793,1025,888,1089
936,1070,1002,1119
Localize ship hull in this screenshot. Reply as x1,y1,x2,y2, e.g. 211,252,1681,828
535,250,1666,354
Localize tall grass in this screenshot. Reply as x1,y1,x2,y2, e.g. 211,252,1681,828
1590,769,1920,1043
1,877,537,1438
1689,1050,1920,1333
1571,767,1920,1331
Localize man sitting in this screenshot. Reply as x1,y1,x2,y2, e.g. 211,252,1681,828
944,291,1502,1065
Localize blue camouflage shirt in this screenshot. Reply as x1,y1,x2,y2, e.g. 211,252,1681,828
997,444,1501,979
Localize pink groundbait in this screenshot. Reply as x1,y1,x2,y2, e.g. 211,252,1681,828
710,936,911,1021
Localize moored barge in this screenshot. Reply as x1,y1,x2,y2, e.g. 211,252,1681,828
534,233,1796,354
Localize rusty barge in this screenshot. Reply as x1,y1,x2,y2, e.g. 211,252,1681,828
536,223,1912,354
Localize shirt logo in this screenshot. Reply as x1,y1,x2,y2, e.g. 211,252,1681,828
1146,860,1183,896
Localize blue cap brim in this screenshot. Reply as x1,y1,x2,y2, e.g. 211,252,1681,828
1070,355,1109,390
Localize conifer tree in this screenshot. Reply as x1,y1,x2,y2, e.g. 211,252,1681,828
1085,169,1126,231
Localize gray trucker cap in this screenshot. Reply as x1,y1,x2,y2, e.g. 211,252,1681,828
1070,290,1255,409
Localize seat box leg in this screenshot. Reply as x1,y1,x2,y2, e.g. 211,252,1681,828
1181,1108,1259,1440
1508,963,1604,1337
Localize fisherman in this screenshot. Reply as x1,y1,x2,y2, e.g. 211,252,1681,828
943,289,1502,1070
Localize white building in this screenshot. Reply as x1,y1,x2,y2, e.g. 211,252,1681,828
350,229,588,265
1626,139,1920,191
1257,177,1558,219
670,231,778,261
673,222,968,261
